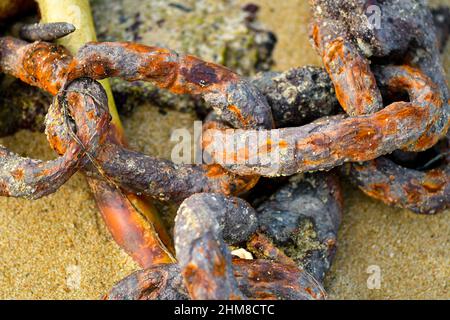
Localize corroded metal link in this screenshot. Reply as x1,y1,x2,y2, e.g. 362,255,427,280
310,18,383,115
309,1,450,214
104,264,189,300
174,193,326,300
174,193,257,299
65,42,274,130
0,37,259,201
203,65,447,176
0,78,110,199
344,135,449,214
106,192,326,300
105,259,326,300
310,0,449,103
85,144,258,203
0,37,71,95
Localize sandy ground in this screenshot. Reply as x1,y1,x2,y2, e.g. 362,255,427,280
0,0,449,299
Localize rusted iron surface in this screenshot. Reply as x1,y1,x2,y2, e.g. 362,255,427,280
0,37,71,95
0,0,449,299
174,193,257,299
256,172,342,282
203,65,447,176
0,77,109,199
19,22,76,42
85,144,259,203
344,135,449,214
0,37,262,202
310,15,382,116
310,0,449,104
232,258,326,300
65,42,274,130
105,258,326,300
309,1,450,214
104,263,188,300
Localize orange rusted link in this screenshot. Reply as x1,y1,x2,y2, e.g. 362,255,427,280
174,193,258,299
0,38,175,264
203,65,448,177
173,193,326,300
310,19,383,115
0,37,70,95
0,36,261,201
85,143,258,203
43,78,175,266
0,77,109,199
310,0,449,105
105,258,326,300
344,135,450,214
65,41,274,130
309,2,450,214
0,37,274,130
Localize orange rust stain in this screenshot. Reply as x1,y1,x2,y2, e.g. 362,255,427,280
311,23,321,49
205,164,226,178
227,104,250,127
403,183,423,204
10,168,24,180
422,174,446,193
212,253,226,277
87,110,95,120
47,133,67,155
92,62,106,76
122,42,158,54
304,287,318,300
365,183,393,203
278,140,288,148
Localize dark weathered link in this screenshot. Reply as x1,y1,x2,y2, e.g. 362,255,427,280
104,263,189,300
105,258,326,300
343,135,449,214
174,193,257,299
256,172,342,282
65,41,274,130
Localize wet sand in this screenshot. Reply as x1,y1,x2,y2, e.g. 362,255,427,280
0,0,449,299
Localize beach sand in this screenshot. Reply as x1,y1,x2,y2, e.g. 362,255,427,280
0,0,448,299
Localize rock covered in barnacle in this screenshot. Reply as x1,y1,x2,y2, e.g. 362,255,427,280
91,0,276,114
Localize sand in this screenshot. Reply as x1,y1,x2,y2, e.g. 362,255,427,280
0,0,448,299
